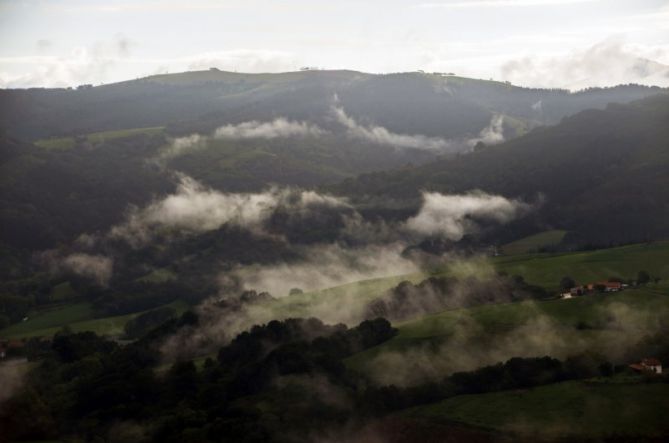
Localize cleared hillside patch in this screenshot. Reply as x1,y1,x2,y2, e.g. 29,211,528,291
0,300,189,339
501,229,566,255
493,241,669,290
35,126,164,150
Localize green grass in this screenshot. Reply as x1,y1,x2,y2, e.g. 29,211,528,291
346,287,669,380
35,126,164,150
404,380,669,439
49,281,77,302
33,137,77,150
338,241,669,383
5,241,669,345
501,230,567,255
0,303,95,338
267,272,425,320
493,240,669,290
0,300,189,339
135,268,177,284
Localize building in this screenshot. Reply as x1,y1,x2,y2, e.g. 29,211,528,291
629,358,663,374
602,281,623,292
584,281,624,293
570,286,585,296
641,358,663,374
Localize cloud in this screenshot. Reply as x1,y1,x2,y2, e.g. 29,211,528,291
187,49,298,73
0,360,26,404
160,118,326,159
232,243,420,300
109,171,532,249
357,296,669,386
405,191,531,240
40,251,114,286
62,253,114,286
419,0,599,8
110,174,349,246
160,134,206,159
0,34,136,88
158,242,423,361
332,103,502,153
214,118,326,139
500,39,669,90
36,39,52,52
332,105,455,152
467,114,505,147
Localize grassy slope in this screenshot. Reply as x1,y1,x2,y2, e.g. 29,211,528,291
135,268,177,284
48,281,77,302
0,303,95,337
0,300,189,339
4,241,668,340
346,287,669,371
500,230,566,255
268,273,425,320
404,379,669,439
35,126,164,150
269,240,669,325
493,240,669,290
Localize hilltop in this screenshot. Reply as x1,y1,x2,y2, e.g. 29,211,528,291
0,69,663,141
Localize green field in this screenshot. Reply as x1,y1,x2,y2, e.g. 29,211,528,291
346,287,669,385
0,303,95,338
493,241,669,290
405,380,669,439
35,126,164,150
501,230,566,255
267,272,425,322
4,241,669,345
48,281,77,302
0,300,189,339
135,268,177,284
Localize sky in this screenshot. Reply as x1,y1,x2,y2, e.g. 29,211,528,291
1,0,668,90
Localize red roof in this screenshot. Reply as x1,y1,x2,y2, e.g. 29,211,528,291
642,358,662,366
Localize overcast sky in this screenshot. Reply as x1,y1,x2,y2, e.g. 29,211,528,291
1,0,668,90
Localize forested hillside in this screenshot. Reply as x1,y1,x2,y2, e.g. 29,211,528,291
336,94,669,246
1,70,662,141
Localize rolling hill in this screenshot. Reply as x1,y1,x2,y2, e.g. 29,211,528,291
403,379,669,440
336,94,669,246
1,70,663,141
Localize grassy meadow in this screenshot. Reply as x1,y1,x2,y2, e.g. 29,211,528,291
35,126,165,150
492,240,669,291
404,379,669,439
500,229,567,255
345,286,669,384
4,240,669,345
0,300,189,339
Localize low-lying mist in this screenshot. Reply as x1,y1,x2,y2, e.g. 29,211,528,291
33,167,547,367
355,298,669,386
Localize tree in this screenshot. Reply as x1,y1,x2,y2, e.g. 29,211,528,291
637,270,651,285
559,276,576,292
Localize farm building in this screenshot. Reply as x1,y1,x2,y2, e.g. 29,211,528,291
629,358,663,374
586,281,623,292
